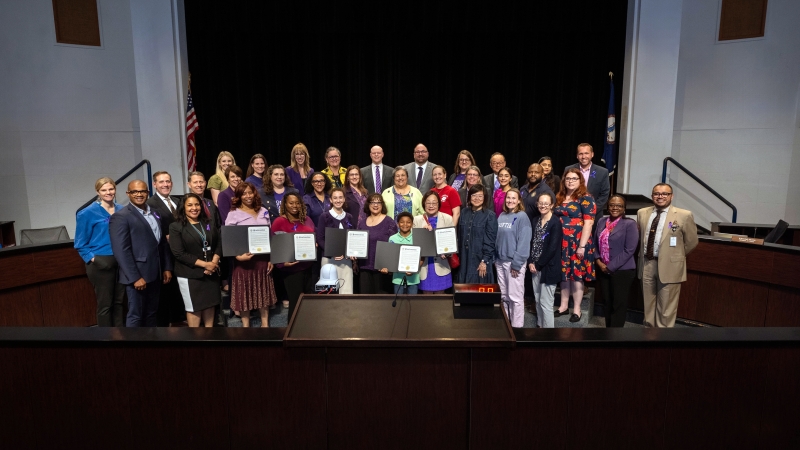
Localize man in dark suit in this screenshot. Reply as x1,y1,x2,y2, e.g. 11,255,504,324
146,171,181,237
146,171,184,326
564,143,610,214
187,171,221,230
110,180,173,327
483,153,519,197
360,145,394,194
403,143,438,193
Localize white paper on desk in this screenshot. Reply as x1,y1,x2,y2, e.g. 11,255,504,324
398,245,421,273
294,233,316,261
346,230,369,258
435,227,458,255
248,226,271,254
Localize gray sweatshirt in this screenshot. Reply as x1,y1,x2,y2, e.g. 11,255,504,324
495,211,532,271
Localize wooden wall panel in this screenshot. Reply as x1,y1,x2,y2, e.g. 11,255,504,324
470,347,569,449
687,241,775,285
225,347,327,449
40,277,97,326
0,347,133,449
772,251,800,289
0,286,43,326
677,272,700,320
33,247,88,282
694,274,768,326
665,347,767,449
125,347,229,449
759,347,800,448
567,348,671,450
327,348,469,450
0,253,36,290
764,285,800,327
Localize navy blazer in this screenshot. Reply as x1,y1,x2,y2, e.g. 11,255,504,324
109,203,173,285
528,215,563,286
259,187,299,223
564,163,610,213
593,216,638,273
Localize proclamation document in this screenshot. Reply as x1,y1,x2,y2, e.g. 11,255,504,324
398,245,422,273
294,233,317,261
248,226,271,254
346,230,369,258
434,227,458,255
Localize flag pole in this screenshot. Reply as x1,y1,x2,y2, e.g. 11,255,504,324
607,72,616,195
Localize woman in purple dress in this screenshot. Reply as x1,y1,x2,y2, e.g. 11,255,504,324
357,193,398,294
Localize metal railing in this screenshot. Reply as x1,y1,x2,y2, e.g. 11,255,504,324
76,160,153,215
661,157,737,223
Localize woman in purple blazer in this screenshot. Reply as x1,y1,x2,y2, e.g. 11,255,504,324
593,194,639,327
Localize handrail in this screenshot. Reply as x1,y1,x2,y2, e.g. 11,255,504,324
75,159,153,215
661,157,737,223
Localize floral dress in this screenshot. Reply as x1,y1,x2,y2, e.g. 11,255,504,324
553,195,596,281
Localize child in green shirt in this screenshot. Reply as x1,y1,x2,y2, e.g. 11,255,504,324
388,212,421,294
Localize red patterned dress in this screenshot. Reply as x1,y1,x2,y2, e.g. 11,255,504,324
553,196,596,281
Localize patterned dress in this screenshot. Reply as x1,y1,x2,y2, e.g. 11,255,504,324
553,196,597,281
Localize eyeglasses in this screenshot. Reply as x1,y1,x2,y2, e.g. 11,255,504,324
128,190,148,195
327,155,340,159
652,192,672,197
458,158,471,162
564,177,580,182
424,202,439,206
311,179,325,184
536,203,551,207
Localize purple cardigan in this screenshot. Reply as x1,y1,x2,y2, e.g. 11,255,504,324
593,216,638,273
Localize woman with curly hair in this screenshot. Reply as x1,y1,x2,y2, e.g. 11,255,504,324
553,168,596,323
271,191,315,318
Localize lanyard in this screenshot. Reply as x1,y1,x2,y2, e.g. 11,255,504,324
190,223,210,260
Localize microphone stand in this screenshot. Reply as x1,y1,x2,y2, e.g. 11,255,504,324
392,275,408,307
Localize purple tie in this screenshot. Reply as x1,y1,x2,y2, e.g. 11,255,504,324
416,166,423,189
375,165,381,192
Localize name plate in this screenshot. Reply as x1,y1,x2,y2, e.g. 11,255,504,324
732,236,764,245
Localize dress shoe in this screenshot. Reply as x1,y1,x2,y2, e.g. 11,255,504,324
569,313,582,323
554,309,568,317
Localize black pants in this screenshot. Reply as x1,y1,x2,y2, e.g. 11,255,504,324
359,269,392,295
283,270,312,321
597,268,636,328
85,255,126,327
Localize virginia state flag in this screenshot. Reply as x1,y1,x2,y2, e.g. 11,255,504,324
602,79,616,176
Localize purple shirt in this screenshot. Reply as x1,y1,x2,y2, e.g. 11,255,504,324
224,207,271,226
217,187,236,224
357,215,398,271
286,166,313,192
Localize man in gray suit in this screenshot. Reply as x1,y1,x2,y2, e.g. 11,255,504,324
404,143,437,193
564,143,610,214
360,145,394,194
483,152,519,196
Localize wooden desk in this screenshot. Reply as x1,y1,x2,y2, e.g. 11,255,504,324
712,221,800,247
0,241,96,326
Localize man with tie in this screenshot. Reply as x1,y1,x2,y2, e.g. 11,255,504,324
564,143,610,215
361,145,394,194
109,180,173,327
145,171,183,325
403,143,438,193
483,153,519,196
146,171,181,237
637,183,698,328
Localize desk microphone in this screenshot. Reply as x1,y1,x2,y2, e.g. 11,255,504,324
392,275,408,307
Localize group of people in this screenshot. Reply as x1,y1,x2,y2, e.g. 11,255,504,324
75,141,698,330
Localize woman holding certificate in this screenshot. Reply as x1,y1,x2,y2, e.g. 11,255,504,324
271,192,315,318
224,182,277,327
316,187,355,294
413,191,454,294
357,193,398,294
456,184,498,284
381,166,423,220
495,188,532,328
168,193,222,327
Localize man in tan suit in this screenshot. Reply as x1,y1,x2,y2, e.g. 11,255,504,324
637,183,698,327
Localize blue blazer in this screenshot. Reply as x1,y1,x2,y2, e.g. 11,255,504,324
593,216,638,273
109,203,173,285
564,163,610,213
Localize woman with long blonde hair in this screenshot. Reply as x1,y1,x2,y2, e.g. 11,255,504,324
208,151,236,205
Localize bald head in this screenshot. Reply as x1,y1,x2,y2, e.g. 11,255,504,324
527,163,544,185
370,146,384,165
126,180,149,209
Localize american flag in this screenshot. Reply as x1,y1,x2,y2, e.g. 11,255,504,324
185,90,199,171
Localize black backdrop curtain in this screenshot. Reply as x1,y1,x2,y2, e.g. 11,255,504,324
185,2,628,183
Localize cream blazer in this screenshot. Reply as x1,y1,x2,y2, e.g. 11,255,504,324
413,212,455,279
636,205,699,283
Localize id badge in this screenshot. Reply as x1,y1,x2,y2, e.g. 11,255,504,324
670,236,677,247
203,245,211,252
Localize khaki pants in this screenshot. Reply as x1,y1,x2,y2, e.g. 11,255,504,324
641,259,682,328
